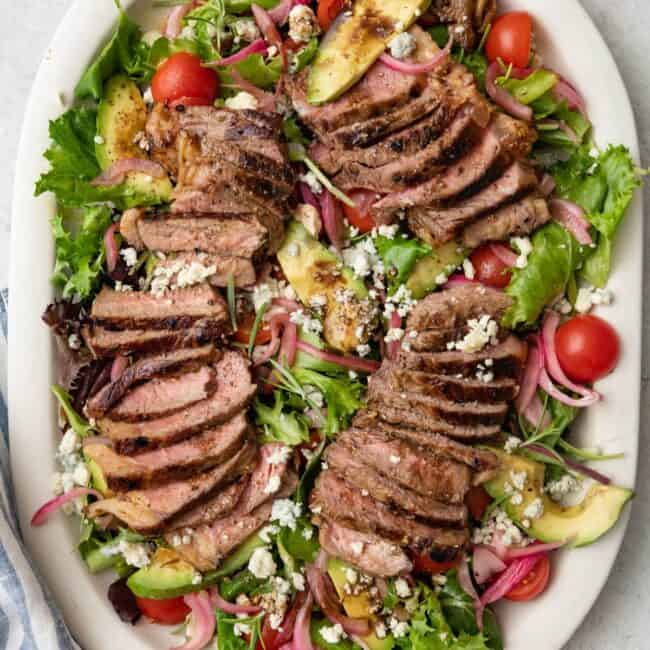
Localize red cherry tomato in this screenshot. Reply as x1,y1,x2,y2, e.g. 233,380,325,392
412,552,462,575
504,555,551,601
152,52,219,106
234,311,273,345
135,596,191,625
342,189,380,234
470,245,513,289
317,0,348,31
555,314,621,384
465,486,492,521
486,11,533,68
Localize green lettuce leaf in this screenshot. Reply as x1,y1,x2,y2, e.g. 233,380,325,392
278,517,319,563
185,0,227,61
291,38,319,74
226,0,279,13
235,53,282,89
501,69,558,105
50,206,113,300
311,618,356,649
375,234,432,293
254,391,311,446
51,385,96,437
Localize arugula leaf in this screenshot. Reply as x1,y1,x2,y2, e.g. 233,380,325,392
75,8,142,99
453,50,488,91
236,54,282,89
503,222,586,328
226,0,279,13
296,439,326,505
520,393,578,448
220,570,265,601
50,206,113,300
278,517,319,563
375,234,431,293
292,368,363,436
291,38,319,74
283,116,311,147
254,391,311,446
429,25,450,48
216,610,262,650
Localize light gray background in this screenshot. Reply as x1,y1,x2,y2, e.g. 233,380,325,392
1,1,647,648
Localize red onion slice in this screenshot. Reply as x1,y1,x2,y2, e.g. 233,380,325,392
296,341,380,374
299,182,322,213
110,354,129,382
539,173,556,197
31,488,103,526
280,320,298,367
379,33,453,75
504,541,565,560
253,311,287,367
91,158,166,187
557,120,579,144
385,311,402,361
174,591,215,650
229,69,276,112
292,591,314,650
207,39,268,67
488,243,517,267
164,2,196,39
267,0,294,24
251,3,287,70
458,556,483,631
516,336,543,415
319,188,344,249
549,199,593,246
539,368,600,407
480,554,544,608
542,311,601,400
554,78,587,116
210,588,262,615
442,273,476,289
524,393,552,429
104,223,119,273
525,444,611,485
472,546,507,585
486,62,533,122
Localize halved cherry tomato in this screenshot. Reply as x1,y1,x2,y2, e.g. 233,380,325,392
317,0,348,31
504,555,551,601
470,245,512,289
135,596,190,625
234,311,273,345
412,552,462,575
485,11,532,68
342,189,380,234
465,486,492,521
555,314,620,384
257,592,307,650
152,52,219,105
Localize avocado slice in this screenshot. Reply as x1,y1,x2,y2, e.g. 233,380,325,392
96,75,172,204
307,0,432,104
86,457,109,495
327,558,394,650
484,450,633,547
406,241,466,299
277,221,376,352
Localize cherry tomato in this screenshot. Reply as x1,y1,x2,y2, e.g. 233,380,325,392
504,555,551,601
135,596,190,625
342,189,380,234
152,52,219,106
555,314,620,384
317,0,348,31
486,11,532,68
465,486,492,521
257,593,306,650
412,552,462,575
234,311,273,345
470,245,512,289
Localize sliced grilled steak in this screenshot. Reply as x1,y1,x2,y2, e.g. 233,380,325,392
108,366,217,422
336,429,471,504
397,335,528,379
132,213,268,258
408,161,539,246
81,323,221,359
155,253,257,289
384,364,518,403
325,442,467,525
99,351,256,454
355,405,502,440
316,517,413,577
86,441,257,535
238,443,293,513
84,413,250,491
407,284,513,334
460,195,552,248
426,0,496,49
87,345,218,418
351,411,500,474
91,285,228,332
311,471,468,553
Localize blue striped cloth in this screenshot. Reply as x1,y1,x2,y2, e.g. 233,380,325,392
0,290,79,649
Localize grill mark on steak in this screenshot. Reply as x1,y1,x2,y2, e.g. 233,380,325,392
84,413,250,491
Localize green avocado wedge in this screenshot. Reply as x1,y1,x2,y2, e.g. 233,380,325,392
406,241,466,299
307,0,432,105
96,75,172,203
484,450,633,548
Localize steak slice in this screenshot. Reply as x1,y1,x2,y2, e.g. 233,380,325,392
83,413,250,491
133,213,268,258
155,253,257,289
86,441,257,535
325,442,467,525
99,351,256,454
311,471,468,554
81,323,222,359
407,284,513,333
86,345,218,418
316,517,413,577
91,285,228,331
408,161,539,246
397,335,528,379
461,195,552,249
108,366,218,422
385,364,518,403
351,411,500,474
336,429,471,504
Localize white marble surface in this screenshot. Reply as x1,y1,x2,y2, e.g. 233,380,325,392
1,1,648,648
